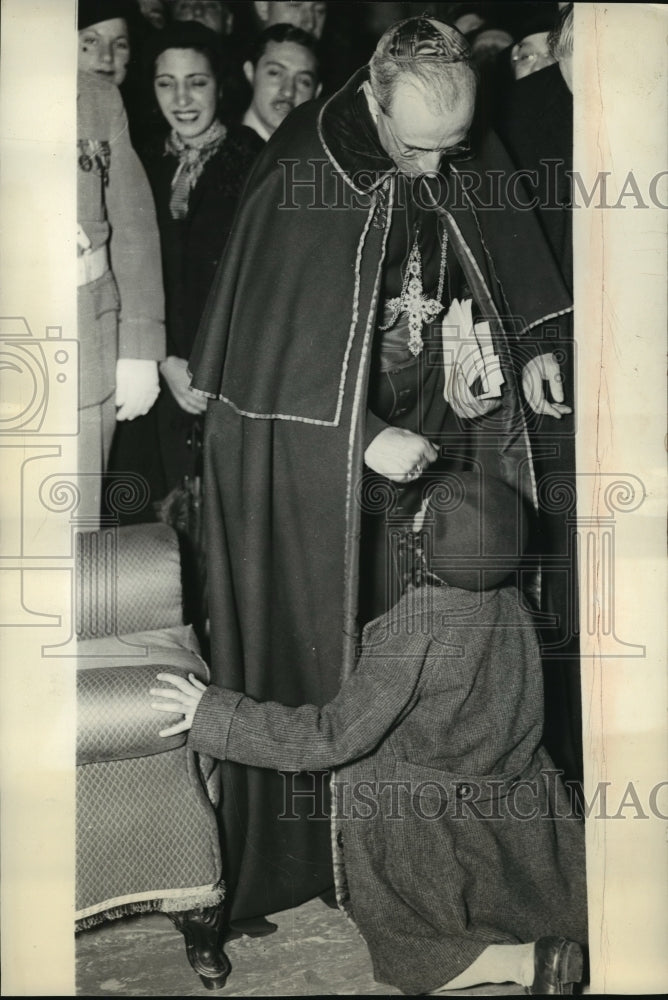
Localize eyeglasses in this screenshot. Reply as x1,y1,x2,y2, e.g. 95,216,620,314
376,102,472,164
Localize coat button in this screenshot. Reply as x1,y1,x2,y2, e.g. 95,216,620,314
336,830,344,849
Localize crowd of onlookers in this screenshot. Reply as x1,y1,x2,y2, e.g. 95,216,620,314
83,1,572,151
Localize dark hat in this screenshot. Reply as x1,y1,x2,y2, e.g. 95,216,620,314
413,471,529,591
78,0,134,30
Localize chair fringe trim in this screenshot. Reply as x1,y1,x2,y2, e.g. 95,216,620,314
75,883,224,931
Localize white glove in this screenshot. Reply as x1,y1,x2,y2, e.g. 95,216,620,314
115,358,160,421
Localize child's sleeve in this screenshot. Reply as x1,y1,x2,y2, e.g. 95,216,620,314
188,633,430,771
188,686,244,761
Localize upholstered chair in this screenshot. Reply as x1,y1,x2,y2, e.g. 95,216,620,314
75,522,229,990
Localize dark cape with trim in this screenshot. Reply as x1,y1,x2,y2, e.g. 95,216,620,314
189,68,573,921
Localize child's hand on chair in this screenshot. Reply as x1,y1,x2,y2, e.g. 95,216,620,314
151,672,207,737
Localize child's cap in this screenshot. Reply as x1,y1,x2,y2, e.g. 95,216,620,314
413,471,529,591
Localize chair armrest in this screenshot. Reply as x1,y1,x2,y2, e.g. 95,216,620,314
77,661,208,765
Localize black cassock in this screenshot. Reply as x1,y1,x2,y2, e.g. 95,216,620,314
189,68,573,920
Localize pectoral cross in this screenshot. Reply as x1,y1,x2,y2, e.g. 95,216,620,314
381,231,449,357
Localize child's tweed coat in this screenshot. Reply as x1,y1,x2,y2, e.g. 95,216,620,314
190,583,587,995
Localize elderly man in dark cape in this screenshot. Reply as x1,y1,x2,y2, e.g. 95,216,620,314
189,16,573,927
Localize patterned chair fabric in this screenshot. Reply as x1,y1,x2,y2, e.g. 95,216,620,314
77,662,206,764
75,523,223,928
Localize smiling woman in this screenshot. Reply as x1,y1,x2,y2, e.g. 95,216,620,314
108,21,263,573
154,48,219,141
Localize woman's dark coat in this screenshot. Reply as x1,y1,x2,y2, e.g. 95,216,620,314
109,125,263,503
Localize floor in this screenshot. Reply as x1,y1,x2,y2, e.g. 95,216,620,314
75,896,527,997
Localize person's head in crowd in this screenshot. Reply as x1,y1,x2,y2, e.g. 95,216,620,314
360,3,413,41
78,0,133,85
443,5,514,74
363,16,476,177
548,2,574,93
253,2,327,40
468,27,514,69
508,6,560,81
146,21,227,141
510,31,555,80
447,3,486,38
135,0,167,30
172,0,234,36
243,24,321,140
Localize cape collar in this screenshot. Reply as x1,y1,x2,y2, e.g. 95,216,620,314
318,66,398,195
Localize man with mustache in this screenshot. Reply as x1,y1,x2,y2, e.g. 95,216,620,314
242,23,321,142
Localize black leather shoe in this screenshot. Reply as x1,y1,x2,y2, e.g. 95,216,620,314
529,936,584,995
227,915,278,939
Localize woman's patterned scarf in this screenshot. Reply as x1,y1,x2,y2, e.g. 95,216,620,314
166,119,227,220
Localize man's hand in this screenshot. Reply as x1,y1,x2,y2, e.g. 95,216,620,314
160,356,208,415
521,352,572,419
364,427,438,484
115,358,160,420
150,672,207,737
